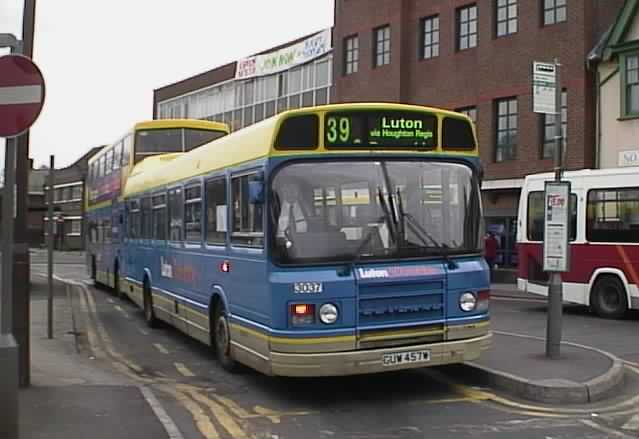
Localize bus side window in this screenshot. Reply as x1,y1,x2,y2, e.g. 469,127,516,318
141,197,152,239
105,148,114,176
206,177,227,245
152,193,168,241
231,173,264,247
113,142,123,171
122,135,132,167
184,185,202,242
168,187,184,241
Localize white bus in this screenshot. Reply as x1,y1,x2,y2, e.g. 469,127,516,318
517,168,639,318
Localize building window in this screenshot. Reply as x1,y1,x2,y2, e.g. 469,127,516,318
69,220,81,236
71,185,82,200
495,97,518,162
421,16,440,59
344,35,359,75
624,54,639,117
496,0,517,37
587,188,639,243
231,173,264,247
543,0,566,26
456,106,477,123
543,90,567,159
374,25,391,67
457,4,478,50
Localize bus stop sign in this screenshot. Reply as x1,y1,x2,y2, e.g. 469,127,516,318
0,54,45,138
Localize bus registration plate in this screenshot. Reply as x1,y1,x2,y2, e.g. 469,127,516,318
382,350,431,366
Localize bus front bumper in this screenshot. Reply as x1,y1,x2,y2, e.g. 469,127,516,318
270,333,492,377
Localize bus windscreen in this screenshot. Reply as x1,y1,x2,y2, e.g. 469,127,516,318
324,111,437,148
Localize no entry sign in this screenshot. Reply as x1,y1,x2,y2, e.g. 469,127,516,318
0,54,45,138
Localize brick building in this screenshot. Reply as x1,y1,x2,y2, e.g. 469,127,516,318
44,147,102,250
332,0,624,268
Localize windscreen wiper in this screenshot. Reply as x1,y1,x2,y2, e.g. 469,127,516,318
395,187,457,269
377,186,398,248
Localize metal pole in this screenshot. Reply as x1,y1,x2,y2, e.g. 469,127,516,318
1,140,17,335
546,58,563,359
0,137,19,439
47,156,54,339
15,0,37,389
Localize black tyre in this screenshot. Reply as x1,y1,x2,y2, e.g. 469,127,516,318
143,281,159,328
213,303,237,372
591,276,628,319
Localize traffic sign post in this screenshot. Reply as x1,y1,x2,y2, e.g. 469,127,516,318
534,59,567,359
0,39,44,439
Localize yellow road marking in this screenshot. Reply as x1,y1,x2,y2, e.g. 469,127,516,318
154,343,169,355
183,387,250,439
175,363,195,377
160,385,220,439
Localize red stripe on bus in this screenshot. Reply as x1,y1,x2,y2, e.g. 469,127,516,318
617,245,639,287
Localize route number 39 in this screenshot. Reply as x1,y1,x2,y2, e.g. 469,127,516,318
326,117,351,143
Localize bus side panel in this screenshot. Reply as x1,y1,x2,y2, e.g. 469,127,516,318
518,242,639,306
223,249,270,327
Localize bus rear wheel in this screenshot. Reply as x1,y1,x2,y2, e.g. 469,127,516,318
213,303,237,372
143,282,159,328
591,276,628,319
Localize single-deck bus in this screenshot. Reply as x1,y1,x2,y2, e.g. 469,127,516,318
85,119,230,291
517,168,639,318
118,103,491,376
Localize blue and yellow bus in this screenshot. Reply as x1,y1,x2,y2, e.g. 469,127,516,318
117,103,491,376
85,119,230,292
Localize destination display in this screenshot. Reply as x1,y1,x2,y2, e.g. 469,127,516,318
324,111,437,148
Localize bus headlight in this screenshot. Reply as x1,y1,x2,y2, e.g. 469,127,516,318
459,292,477,312
319,303,339,324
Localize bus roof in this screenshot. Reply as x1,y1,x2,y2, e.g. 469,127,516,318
523,167,639,184
133,119,229,132
88,119,230,166
123,103,478,198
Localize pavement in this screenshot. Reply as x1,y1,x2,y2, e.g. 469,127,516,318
12,258,639,438
19,273,170,439
446,283,632,405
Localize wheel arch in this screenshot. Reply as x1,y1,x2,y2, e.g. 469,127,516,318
587,268,631,309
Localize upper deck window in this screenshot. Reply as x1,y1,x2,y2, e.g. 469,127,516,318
134,128,226,162
324,111,437,149
274,114,319,149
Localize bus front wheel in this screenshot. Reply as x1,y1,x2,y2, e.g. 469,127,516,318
213,303,237,372
591,276,628,319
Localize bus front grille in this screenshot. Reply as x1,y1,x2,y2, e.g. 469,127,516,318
358,281,444,326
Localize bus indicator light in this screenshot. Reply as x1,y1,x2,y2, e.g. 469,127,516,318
477,290,490,312
220,261,231,273
291,304,315,325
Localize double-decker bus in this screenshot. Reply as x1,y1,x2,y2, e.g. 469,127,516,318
118,103,491,376
85,119,230,292
517,168,639,319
